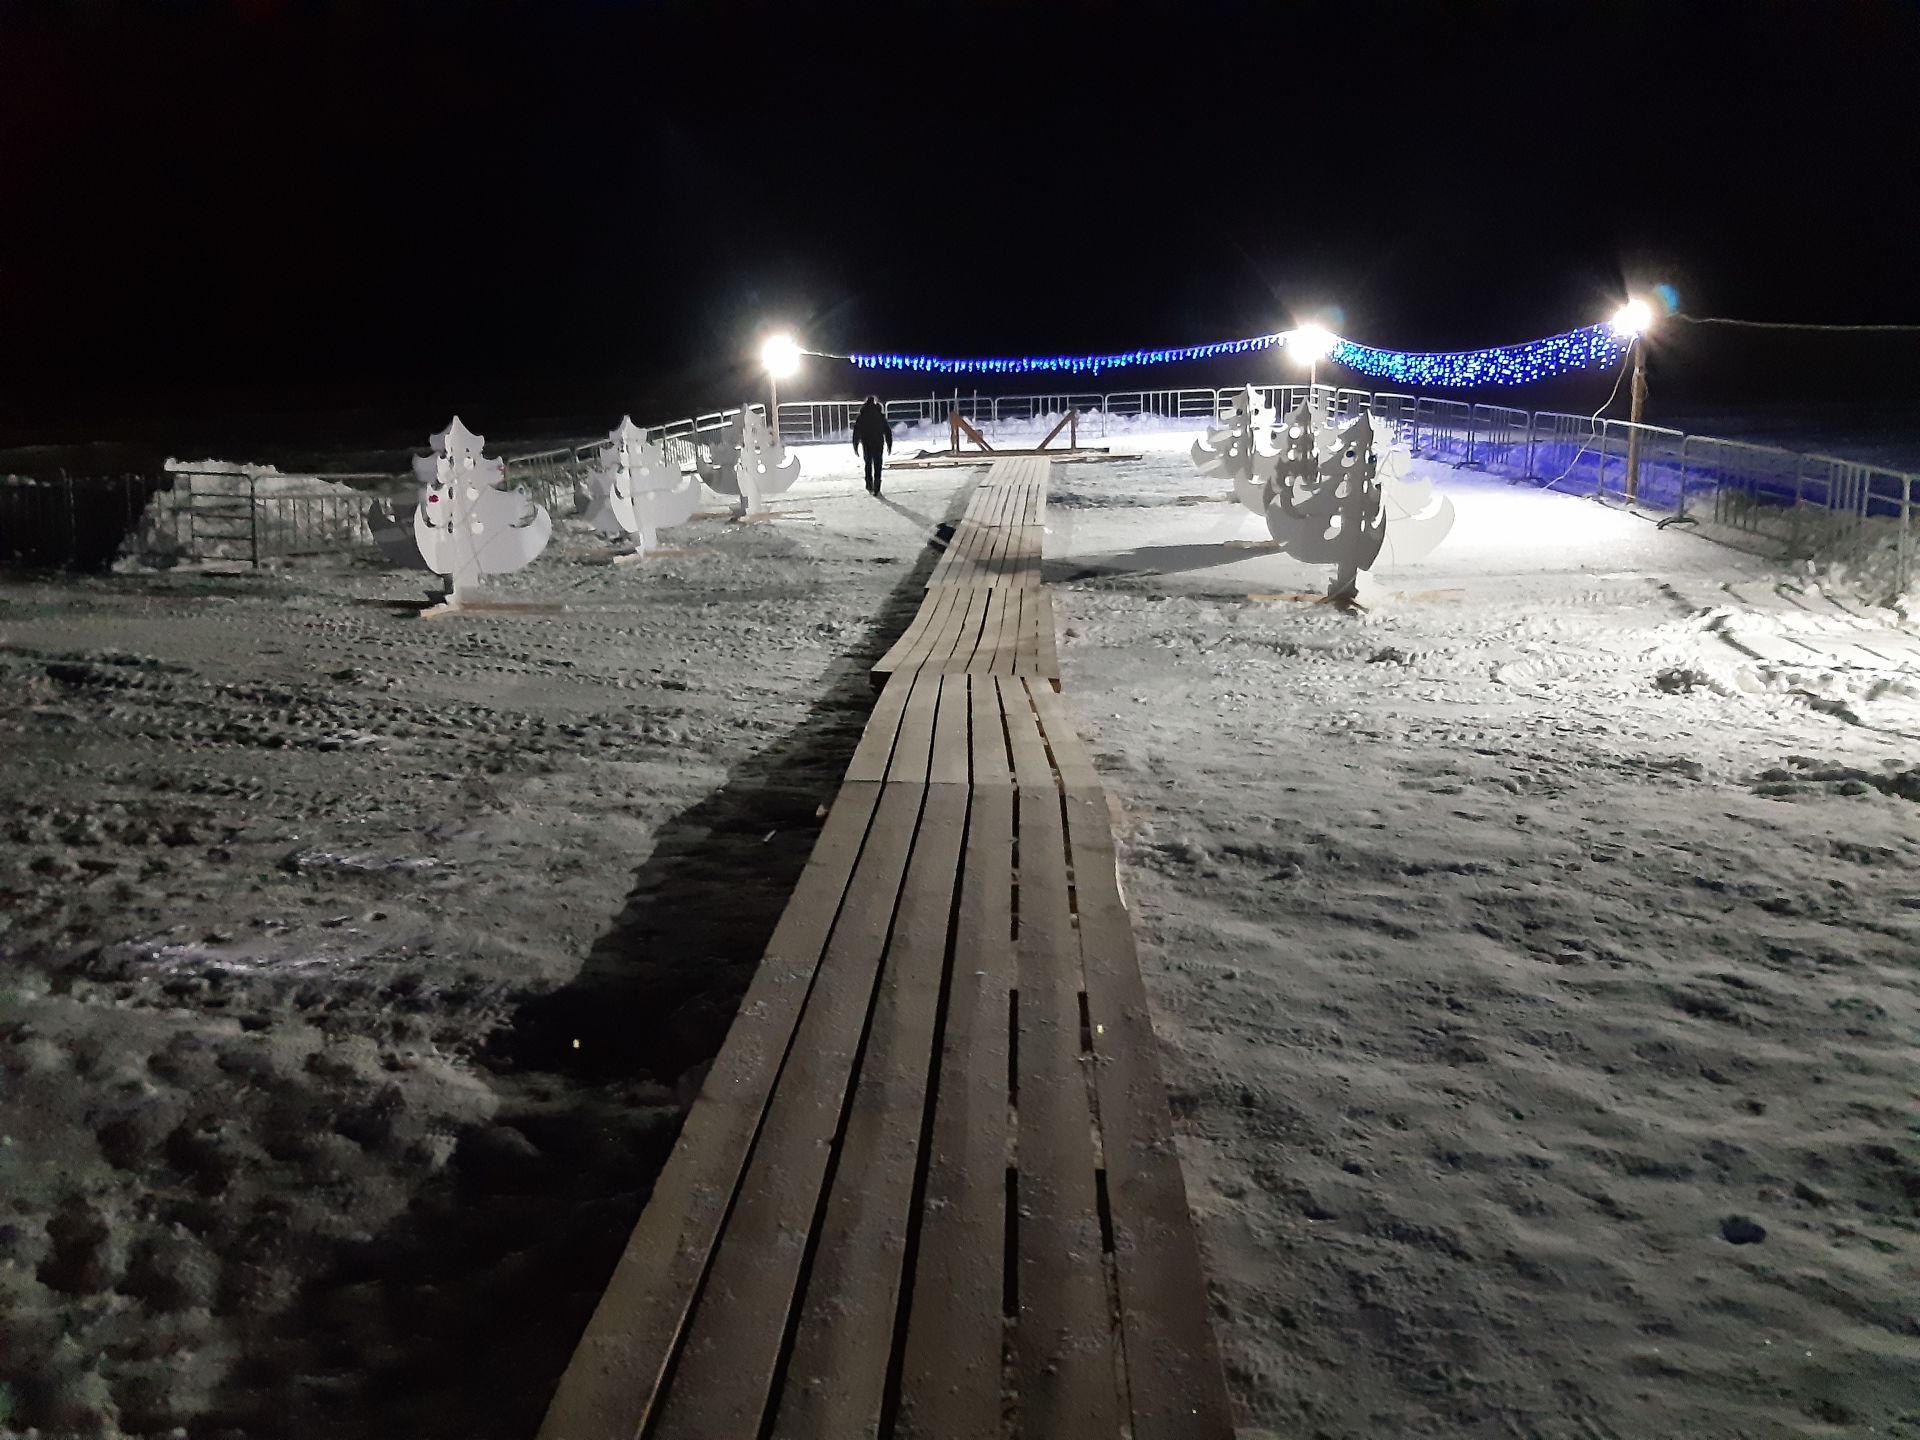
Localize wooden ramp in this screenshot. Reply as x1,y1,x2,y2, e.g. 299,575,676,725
539,458,1231,1440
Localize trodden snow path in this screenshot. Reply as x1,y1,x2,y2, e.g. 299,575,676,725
1035,436,1920,1440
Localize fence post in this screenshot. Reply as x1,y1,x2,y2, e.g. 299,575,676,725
248,475,260,569
1901,475,1913,595
1789,454,1806,553
1525,411,1538,481
62,469,77,569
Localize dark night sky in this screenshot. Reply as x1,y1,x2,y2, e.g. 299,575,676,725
5,0,1919,453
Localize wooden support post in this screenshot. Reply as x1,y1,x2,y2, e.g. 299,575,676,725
1037,409,1078,452
950,411,993,453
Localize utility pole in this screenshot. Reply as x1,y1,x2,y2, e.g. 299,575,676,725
1624,335,1648,504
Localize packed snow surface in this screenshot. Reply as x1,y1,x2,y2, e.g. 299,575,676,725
3,434,1916,1439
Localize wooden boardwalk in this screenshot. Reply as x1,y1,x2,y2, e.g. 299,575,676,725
539,458,1232,1440
875,456,1056,681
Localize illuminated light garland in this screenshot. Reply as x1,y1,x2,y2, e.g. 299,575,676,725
840,333,1287,376
1328,324,1627,387
837,323,1628,386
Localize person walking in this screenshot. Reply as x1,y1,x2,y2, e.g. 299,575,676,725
852,395,892,496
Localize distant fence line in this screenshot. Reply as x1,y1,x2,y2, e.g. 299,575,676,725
3,389,1911,592
779,384,1916,589
0,406,764,572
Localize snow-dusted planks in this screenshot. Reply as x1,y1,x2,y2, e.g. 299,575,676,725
875,457,1057,679
872,586,1058,682
539,457,1232,1440
927,455,1048,590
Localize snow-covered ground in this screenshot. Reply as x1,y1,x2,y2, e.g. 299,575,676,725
3,434,1916,1439
0,464,978,1438
1038,435,1920,1439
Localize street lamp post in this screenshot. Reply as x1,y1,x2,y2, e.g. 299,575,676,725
761,334,802,438
1285,324,1335,402
1611,300,1654,504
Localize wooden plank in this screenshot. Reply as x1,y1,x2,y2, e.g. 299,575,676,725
1064,791,1236,1440
971,587,1009,676
769,784,970,1439
913,587,972,672
1013,588,1041,675
535,781,885,1440
944,587,995,671
1013,777,1121,1436
1001,677,1055,792
876,584,959,674
929,674,972,786
968,674,1013,789
1036,588,1060,681
894,780,1014,1440
846,672,918,781
647,780,929,1440
1026,681,1100,792
889,669,941,786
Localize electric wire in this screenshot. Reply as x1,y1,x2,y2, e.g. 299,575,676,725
1536,340,1636,497
1670,314,1920,332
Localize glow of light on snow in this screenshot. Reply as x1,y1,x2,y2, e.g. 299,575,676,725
761,334,803,378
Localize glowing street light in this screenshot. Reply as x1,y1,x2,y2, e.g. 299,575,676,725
1285,323,1336,391
761,333,803,430
1609,297,1657,501
1610,298,1654,338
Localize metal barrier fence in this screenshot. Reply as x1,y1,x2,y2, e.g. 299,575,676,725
6,390,1912,589
770,383,1916,589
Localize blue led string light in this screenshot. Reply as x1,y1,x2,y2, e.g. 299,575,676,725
836,323,1628,386
840,332,1287,376
1328,324,1626,387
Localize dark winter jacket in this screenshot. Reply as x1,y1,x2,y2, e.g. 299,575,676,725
852,401,893,456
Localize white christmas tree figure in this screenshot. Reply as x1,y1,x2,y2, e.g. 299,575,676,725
1372,418,1456,566
1264,411,1387,602
699,409,800,516
1191,385,1279,515
412,417,551,603
694,415,743,499
1268,395,1328,515
583,416,700,554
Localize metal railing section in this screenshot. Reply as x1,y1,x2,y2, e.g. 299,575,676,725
770,385,1916,589
6,391,1912,591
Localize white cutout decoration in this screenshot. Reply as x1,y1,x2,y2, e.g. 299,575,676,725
1373,418,1456,566
1268,395,1330,516
694,417,743,497
583,416,700,552
699,410,799,515
1191,385,1279,514
1265,411,1388,601
412,417,552,602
